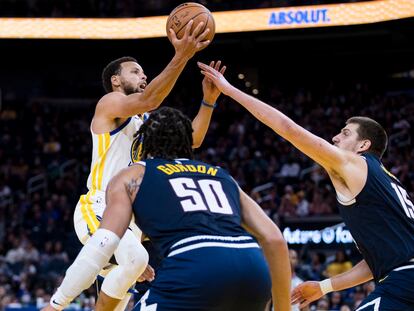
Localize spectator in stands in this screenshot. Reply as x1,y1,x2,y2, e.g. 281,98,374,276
296,190,310,217
316,296,330,310
323,250,353,278
299,252,326,281
0,74,413,309
289,249,308,311
309,188,334,215
339,304,352,311
278,156,301,181
330,291,343,310
278,185,298,217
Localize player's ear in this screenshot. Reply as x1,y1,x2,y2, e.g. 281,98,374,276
111,75,121,88
359,139,371,152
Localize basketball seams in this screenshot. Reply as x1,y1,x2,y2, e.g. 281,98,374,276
204,14,215,38
200,14,209,36
175,12,209,39
166,3,214,44
170,3,206,16
166,4,207,27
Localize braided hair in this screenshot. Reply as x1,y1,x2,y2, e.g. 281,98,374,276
136,107,194,160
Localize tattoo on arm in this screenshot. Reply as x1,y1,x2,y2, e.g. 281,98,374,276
124,173,144,202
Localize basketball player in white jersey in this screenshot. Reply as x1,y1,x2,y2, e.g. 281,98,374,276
44,21,225,311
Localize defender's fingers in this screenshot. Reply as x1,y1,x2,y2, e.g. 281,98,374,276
214,60,221,70
200,71,216,81
198,61,216,73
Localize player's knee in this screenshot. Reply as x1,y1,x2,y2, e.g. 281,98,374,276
117,242,149,277
102,244,149,300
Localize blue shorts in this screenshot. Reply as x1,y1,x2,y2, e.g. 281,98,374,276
356,264,414,311
134,239,271,311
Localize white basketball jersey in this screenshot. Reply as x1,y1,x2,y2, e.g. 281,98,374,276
86,115,146,192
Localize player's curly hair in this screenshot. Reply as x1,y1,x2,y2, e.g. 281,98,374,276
136,107,194,160
102,56,137,93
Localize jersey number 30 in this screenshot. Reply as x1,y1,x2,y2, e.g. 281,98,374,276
391,182,414,219
169,177,233,215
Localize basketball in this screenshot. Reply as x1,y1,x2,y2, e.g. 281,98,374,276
166,2,215,45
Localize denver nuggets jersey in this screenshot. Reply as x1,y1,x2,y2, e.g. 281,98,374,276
132,158,250,258
337,153,414,282
86,115,147,192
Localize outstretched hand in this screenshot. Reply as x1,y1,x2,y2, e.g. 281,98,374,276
202,60,227,104
169,20,211,60
291,281,324,309
198,61,232,96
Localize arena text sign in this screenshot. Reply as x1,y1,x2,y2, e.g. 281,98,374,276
283,226,353,245
0,0,412,39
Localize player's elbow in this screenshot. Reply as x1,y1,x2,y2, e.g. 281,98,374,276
192,138,201,149
279,118,300,139
261,231,288,251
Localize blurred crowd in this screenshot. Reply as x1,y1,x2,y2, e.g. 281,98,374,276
287,249,376,311
0,77,413,310
0,0,375,17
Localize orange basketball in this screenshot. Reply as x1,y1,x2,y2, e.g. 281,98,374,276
166,2,215,46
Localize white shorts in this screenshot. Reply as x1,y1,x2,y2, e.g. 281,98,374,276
74,189,142,245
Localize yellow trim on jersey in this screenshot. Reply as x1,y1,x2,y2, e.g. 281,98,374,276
379,275,389,283
97,133,110,189
80,132,113,234
91,141,100,190
381,164,398,180
80,133,111,233
90,133,110,191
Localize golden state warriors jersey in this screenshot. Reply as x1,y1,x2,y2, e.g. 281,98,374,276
86,115,147,192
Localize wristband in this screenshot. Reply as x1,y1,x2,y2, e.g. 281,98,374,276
319,279,334,295
50,288,71,310
201,100,217,109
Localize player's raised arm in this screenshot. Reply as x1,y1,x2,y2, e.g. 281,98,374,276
239,188,291,311
191,60,226,148
197,62,353,172
99,21,211,119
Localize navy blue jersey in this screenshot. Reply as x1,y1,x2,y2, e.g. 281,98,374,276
132,158,249,258
337,153,414,282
